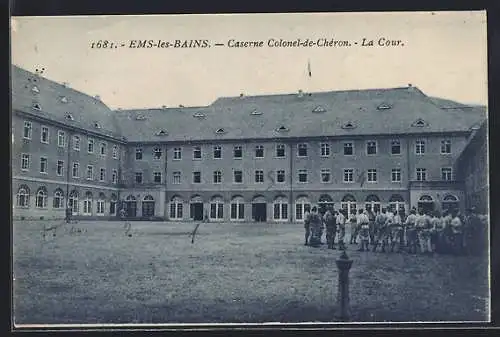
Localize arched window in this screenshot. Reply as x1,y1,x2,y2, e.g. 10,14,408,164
365,194,381,213
96,192,106,215
126,195,136,201
170,196,183,220
389,194,405,214
318,194,334,214
109,193,117,215
442,194,459,214
83,191,93,215
53,189,65,209
273,196,288,221
17,185,30,207
210,195,224,220
142,195,155,218
35,187,48,208
341,194,357,217
69,190,79,215
295,195,311,221
230,196,245,220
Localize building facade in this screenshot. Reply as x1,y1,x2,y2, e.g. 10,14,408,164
11,65,488,222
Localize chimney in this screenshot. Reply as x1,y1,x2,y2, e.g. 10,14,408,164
179,104,184,108
94,95,101,100
408,83,413,87
298,89,304,98
240,93,244,98
161,105,167,109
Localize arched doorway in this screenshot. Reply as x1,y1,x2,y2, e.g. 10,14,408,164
230,196,245,220
110,194,118,216
417,195,435,214
125,195,137,217
273,195,288,221
389,194,405,214
189,195,203,221
442,194,459,214
365,194,381,214
341,194,357,217
295,195,311,221
142,195,155,217
252,195,267,222
318,194,334,215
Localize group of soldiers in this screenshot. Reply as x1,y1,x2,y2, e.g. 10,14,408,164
303,205,487,256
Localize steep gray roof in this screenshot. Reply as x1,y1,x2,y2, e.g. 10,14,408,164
115,86,486,142
11,65,122,139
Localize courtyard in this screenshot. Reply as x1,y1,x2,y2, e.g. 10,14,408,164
12,220,489,325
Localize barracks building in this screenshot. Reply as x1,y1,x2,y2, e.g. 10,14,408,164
11,65,488,222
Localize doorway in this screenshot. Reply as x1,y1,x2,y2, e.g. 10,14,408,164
252,203,267,222
190,203,204,221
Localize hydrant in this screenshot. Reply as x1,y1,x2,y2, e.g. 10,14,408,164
335,250,353,321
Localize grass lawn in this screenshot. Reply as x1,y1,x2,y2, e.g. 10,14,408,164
12,220,489,325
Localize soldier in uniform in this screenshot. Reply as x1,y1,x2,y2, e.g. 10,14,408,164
357,209,370,251
324,206,337,249
304,209,311,246
336,209,347,250
389,210,403,253
373,208,389,252
405,209,418,254
308,206,323,247
65,205,72,224
349,209,359,245
450,210,464,255
416,209,432,254
367,206,376,247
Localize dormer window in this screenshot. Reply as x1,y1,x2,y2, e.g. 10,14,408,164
32,103,41,111
193,112,206,119
215,128,226,134
377,102,392,110
60,96,68,103
276,125,289,132
312,105,326,113
342,121,356,129
135,114,146,120
31,86,40,94
412,119,429,127
65,113,74,120
250,109,262,115
156,130,168,136
94,122,101,129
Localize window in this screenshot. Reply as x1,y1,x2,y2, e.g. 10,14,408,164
255,145,264,158
99,142,107,156
276,144,286,158
170,197,184,219
234,170,243,183
213,170,222,184
193,171,201,183
23,121,32,139
99,168,106,181
96,197,105,215
86,165,94,180
277,170,285,183
366,141,377,155
73,136,80,151
367,169,377,183
173,171,181,184
344,169,354,183
230,197,245,220
153,147,162,160
153,172,162,183
391,168,401,182
233,146,242,159
344,142,354,155
441,140,451,154
298,169,308,183
210,198,224,220
17,186,30,207
320,143,330,157
135,172,143,184
72,163,79,178
57,131,65,147
273,198,288,221
321,169,331,183
295,197,311,221
193,146,202,159
112,170,117,184
83,192,92,215
213,145,222,159
40,157,48,174
87,138,94,153
135,148,143,160
297,143,308,157
21,154,30,170
391,140,401,154
40,126,49,143
35,188,48,208
415,140,426,154
57,160,64,176
441,167,453,181
365,195,381,213
53,190,64,209
112,145,118,159
416,168,427,181
215,128,226,134
69,191,79,214
174,147,182,160
255,170,264,183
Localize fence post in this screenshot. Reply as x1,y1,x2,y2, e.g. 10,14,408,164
335,250,353,321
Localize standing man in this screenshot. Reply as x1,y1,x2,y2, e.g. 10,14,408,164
373,208,389,252
308,206,323,247
65,205,72,224
390,210,403,253
304,208,311,246
405,209,418,254
349,209,359,245
367,206,376,247
357,209,370,252
416,209,431,254
324,206,337,249
336,209,347,250
450,210,464,255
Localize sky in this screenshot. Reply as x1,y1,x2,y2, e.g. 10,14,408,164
11,11,488,109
